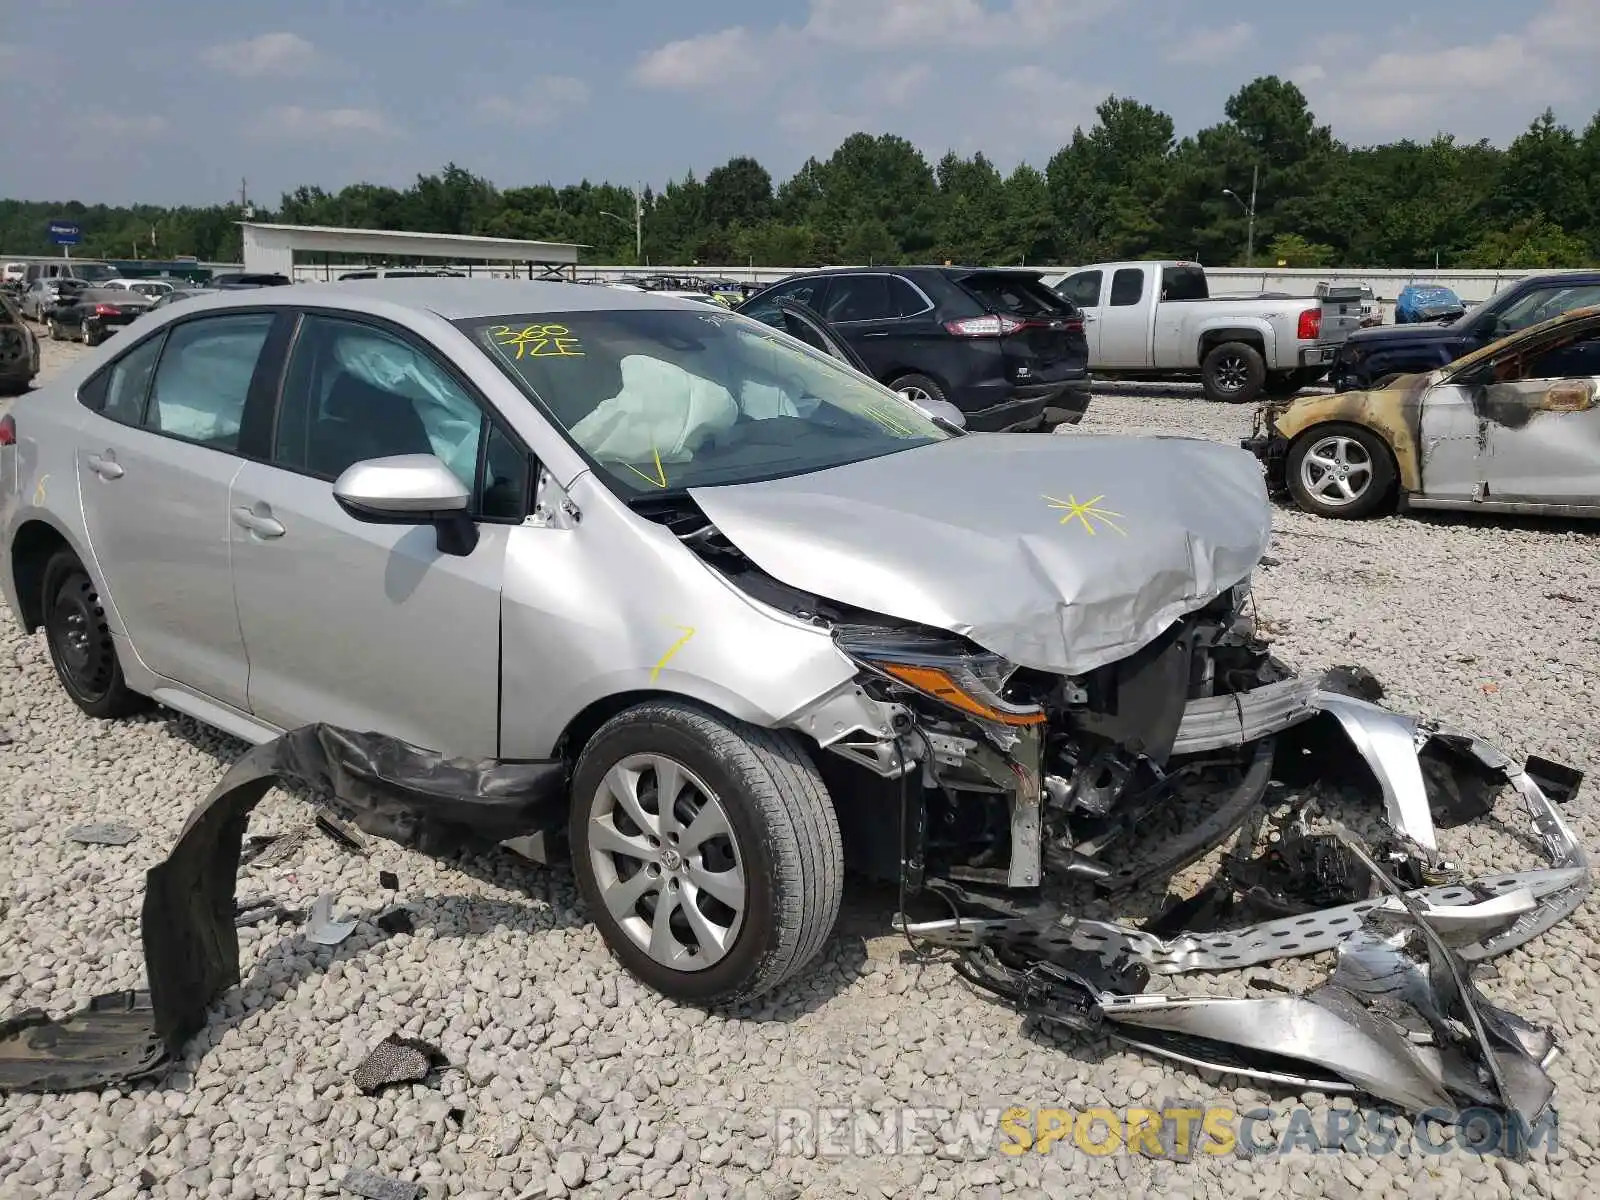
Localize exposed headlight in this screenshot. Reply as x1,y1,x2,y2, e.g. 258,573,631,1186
834,627,1046,727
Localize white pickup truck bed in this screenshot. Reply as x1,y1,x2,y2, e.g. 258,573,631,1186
1048,261,1363,404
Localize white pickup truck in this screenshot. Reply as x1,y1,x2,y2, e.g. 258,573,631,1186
1048,261,1364,404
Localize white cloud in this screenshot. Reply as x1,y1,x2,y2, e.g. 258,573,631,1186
79,113,169,138
632,26,785,89
202,32,318,79
997,66,1101,141
1293,0,1600,138
247,105,397,141
805,0,1111,49
1163,22,1254,64
477,75,591,126
861,63,932,107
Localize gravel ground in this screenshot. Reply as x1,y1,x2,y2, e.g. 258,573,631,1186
2,343,1598,1200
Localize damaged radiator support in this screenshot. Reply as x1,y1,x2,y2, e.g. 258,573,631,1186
900,702,1590,1132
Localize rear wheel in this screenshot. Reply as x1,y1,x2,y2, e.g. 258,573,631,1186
41,549,151,718
47,318,61,341
1201,342,1266,404
569,701,842,1005
1286,425,1396,520
887,373,948,410
81,319,99,347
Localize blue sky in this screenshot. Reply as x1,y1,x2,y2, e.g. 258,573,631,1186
5,0,1598,207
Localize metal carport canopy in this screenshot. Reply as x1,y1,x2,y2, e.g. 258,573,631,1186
238,222,584,276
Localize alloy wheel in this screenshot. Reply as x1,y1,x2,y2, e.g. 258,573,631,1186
1214,354,1251,393
586,753,746,972
898,385,934,405
1298,434,1374,508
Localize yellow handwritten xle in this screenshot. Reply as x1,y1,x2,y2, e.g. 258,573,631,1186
1043,494,1126,536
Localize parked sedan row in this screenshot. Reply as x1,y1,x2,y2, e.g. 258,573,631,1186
45,288,155,346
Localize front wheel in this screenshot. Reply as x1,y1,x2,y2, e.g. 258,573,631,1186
1286,424,1397,519
569,701,843,1005
47,318,61,341
41,549,152,718
1201,342,1267,404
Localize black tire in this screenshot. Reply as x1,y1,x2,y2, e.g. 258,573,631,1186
46,318,61,341
886,372,948,408
41,549,151,719
1201,341,1267,404
1285,423,1397,520
81,320,99,347
569,700,843,1005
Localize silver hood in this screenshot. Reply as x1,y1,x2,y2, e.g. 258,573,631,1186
689,433,1272,675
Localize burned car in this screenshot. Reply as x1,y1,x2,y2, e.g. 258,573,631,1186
0,278,1588,1087
1245,305,1600,520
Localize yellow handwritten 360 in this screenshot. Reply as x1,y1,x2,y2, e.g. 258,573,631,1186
490,324,585,359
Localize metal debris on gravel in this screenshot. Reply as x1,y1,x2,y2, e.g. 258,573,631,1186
1,346,1596,1198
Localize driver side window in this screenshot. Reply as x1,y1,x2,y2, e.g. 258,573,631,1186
274,314,531,519
1520,330,1600,381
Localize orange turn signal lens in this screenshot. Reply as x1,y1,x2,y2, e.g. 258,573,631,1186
876,662,1047,727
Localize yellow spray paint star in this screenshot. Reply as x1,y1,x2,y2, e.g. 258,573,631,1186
1043,493,1127,537
650,625,697,682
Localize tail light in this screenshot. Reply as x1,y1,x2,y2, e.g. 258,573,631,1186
0,414,15,447
945,313,1025,338
94,304,121,317
1297,308,1321,341
1063,317,1085,334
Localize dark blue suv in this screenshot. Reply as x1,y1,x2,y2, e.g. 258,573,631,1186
737,267,1092,432
1333,271,1600,392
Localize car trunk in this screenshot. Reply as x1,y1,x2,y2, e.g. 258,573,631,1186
955,270,1089,384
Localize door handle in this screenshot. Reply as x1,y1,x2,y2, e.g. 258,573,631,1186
861,331,889,339
232,506,286,538
87,453,123,480
1081,314,1097,323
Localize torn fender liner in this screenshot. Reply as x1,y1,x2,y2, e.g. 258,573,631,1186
0,725,565,1094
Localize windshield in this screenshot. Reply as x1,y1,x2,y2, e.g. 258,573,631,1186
73,264,121,282
459,306,948,496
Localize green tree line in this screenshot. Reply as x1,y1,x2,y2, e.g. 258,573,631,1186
4,78,1598,270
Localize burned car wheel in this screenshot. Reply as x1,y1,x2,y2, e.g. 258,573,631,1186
41,549,151,719
1286,425,1396,520
569,701,842,1005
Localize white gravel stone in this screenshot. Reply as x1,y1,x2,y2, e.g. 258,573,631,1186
2,346,1597,1197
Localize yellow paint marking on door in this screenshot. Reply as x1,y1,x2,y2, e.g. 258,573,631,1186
650,625,697,682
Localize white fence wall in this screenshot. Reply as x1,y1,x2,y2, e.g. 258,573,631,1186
282,261,1541,306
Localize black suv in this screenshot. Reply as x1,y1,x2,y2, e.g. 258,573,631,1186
1332,271,1600,392
737,267,1092,431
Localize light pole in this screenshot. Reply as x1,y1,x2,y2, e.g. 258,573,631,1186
1222,162,1258,268
600,183,644,264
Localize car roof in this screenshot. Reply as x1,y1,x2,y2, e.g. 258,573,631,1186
121,278,729,322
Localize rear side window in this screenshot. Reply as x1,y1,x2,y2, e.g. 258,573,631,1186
824,275,895,322
1057,271,1102,308
888,275,929,316
1161,266,1209,302
146,313,275,451
80,334,165,426
960,273,1075,318
1109,269,1144,307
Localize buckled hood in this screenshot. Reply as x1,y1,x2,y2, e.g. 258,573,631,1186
689,433,1273,675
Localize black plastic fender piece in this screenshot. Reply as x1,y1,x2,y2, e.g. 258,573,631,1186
0,725,566,1094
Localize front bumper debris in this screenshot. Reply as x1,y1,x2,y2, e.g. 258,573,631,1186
899,695,1589,1128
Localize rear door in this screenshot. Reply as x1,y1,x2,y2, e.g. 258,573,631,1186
1097,266,1153,368
75,311,285,709
818,273,939,381
957,270,1089,382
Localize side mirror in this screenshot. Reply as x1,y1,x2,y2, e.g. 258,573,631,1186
912,396,967,429
333,454,479,556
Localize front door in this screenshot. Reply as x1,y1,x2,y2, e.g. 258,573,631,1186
75,312,279,709
228,311,528,757
1476,322,1600,503
1096,266,1153,369
1056,270,1103,361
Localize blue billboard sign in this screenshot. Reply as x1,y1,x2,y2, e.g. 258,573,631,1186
48,221,83,246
